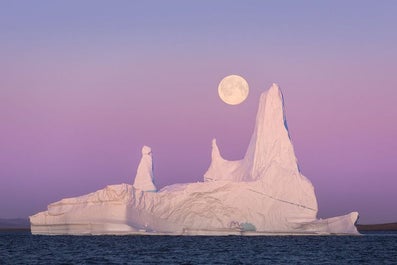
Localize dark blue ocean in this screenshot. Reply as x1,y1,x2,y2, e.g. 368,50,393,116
1,231,396,264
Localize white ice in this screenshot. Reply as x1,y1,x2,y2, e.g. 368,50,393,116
30,83,359,235
133,146,157,192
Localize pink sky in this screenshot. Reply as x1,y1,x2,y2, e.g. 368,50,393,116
0,1,396,224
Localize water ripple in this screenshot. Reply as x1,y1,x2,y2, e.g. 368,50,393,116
0,231,396,264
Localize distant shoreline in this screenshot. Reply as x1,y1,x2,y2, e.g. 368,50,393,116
356,223,397,231
1,227,396,233
1,219,396,232
0,228,30,231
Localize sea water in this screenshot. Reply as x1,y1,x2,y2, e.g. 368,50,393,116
1,231,396,264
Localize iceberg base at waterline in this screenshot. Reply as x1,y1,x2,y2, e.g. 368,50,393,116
30,183,359,235
30,84,359,235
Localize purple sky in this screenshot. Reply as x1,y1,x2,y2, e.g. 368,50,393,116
1,1,396,224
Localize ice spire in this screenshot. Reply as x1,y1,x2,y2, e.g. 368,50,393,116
133,146,157,192
244,83,299,180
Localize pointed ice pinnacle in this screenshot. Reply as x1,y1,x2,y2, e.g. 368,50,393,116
204,83,317,211
133,146,157,192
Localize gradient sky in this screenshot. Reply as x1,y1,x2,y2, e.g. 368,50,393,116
1,1,396,224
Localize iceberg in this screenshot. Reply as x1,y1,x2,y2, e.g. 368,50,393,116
30,83,359,235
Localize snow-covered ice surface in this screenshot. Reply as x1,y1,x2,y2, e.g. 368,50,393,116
30,84,359,235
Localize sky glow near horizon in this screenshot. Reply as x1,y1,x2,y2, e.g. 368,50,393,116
0,1,396,224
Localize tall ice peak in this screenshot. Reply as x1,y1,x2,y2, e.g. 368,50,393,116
204,83,317,210
205,82,297,182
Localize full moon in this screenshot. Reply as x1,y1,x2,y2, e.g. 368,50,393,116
218,75,249,105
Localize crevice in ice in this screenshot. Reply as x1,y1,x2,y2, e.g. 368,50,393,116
248,189,316,212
